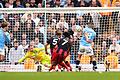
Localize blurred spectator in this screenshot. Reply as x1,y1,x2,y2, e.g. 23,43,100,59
47,13,56,27
9,41,24,64
38,13,44,20
30,0,37,8
49,0,61,7
14,0,24,8
116,35,120,44
0,0,120,8
12,22,21,40
37,20,45,34
56,17,69,32
89,0,101,7
101,41,108,58
70,17,76,29
20,32,30,44
9,32,15,47
5,0,14,8
25,2,30,8
99,0,120,7
34,37,44,48
3,13,9,22
108,37,120,54
60,0,67,7
0,1,3,8
22,14,35,41
34,25,44,44
38,3,42,8
24,14,35,28
32,13,40,27
25,22,35,40
19,39,29,52
114,1,120,7
79,0,89,7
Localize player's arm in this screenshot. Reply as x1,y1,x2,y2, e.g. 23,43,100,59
5,32,10,43
45,38,51,54
18,52,29,63
45,43,49,54
18,55,28,63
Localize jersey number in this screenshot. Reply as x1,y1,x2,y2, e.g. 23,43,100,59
53,39,58,45
62,39,68,45
88,33,92,39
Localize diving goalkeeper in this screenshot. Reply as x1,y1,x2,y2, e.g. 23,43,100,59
18,41,51,68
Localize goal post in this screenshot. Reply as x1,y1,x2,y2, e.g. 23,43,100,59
0,7,120,72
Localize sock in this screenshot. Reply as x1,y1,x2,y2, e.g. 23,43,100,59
65,61,72,71
49,65,56,71
58,64,62,70
59,62,69,71
75,60,80,68
92,60,97,70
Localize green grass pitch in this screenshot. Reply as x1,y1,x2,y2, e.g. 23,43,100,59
0,72,119,80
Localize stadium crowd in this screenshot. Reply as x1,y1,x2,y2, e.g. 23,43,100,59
0,0,120,8
0,0,120,66
0,12,119,64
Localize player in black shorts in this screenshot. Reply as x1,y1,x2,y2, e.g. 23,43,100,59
45,30,62,56
49,30,74,72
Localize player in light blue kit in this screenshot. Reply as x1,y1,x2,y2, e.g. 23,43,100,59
75,18,97,71
0,21,10,61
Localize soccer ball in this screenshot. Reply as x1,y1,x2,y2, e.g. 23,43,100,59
76,25,82,32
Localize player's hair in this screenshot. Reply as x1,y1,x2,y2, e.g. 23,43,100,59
1,21,8,28
63,32,70,38
55,29,62,35
13,40,18,44
83,13,94,28
68,29,74,36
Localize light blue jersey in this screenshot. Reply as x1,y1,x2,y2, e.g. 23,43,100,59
0,28,10,49
80,26,96,46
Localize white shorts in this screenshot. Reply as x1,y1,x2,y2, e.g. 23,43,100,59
78,45,94,56
0,48,5,56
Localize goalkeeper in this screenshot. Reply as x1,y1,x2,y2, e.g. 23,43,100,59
18,41,51,68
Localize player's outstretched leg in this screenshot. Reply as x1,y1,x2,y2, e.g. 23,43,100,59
105,61,110,72
75,60,81,72
65,61,72,71
59,62,69,72
49,65,56,72
57,64,63,72
92,57,97,71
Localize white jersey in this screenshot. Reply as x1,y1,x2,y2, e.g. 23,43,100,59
9,46,25,63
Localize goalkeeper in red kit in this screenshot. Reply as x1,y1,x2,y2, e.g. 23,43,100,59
49,30,74,72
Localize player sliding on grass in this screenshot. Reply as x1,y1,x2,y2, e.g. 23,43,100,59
49,30,74,72
18,41,51,69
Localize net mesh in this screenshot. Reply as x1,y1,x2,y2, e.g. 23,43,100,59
0,8,120,71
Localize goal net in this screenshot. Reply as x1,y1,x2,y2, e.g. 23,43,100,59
0,8,120,72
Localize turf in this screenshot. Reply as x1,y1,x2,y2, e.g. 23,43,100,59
0,72,119,80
